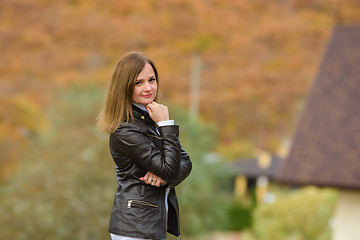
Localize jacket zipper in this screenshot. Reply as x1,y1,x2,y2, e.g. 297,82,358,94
147,134,162,140
127,200,158,208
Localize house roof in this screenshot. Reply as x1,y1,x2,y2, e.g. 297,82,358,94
232,155,282,179
276,26,360,190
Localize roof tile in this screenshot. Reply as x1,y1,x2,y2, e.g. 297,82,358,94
276,26,360,190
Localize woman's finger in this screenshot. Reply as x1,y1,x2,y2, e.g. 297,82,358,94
140,171,165,187
146,102,169,123
151,180,157,186
142,172,150,182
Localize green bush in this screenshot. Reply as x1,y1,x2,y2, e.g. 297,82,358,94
252,186,338,240
226,201,253,231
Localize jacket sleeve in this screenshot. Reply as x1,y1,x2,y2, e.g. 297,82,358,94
166,147,192,188
111,124,182,183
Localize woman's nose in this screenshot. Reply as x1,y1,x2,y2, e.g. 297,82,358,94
144,82,152,91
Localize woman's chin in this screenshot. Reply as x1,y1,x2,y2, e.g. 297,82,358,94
136,100,153,105
144,98,156,105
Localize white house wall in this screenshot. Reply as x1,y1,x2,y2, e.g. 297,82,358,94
333,190,360,240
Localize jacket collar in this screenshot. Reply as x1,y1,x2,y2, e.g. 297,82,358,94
132,104,157,130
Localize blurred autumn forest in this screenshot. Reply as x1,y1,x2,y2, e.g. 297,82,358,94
2,0,360,177
1,0,360,239
3,1,360,163
0,0,360,175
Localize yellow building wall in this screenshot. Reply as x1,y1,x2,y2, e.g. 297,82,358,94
234,175,247,199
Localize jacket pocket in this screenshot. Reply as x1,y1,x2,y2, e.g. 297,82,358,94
127,199,158,208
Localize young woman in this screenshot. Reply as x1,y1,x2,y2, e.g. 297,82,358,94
97,52,192,240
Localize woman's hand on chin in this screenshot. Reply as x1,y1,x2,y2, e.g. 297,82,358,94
146,102,169,123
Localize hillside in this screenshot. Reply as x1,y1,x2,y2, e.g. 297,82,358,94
1,0,360,168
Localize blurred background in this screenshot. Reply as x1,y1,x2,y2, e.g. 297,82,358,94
1,0,360,239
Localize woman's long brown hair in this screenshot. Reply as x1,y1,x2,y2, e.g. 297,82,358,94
97,52,159,134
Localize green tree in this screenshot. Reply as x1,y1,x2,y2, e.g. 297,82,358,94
168,106,236,238
0,86,235,239
0,86,114,240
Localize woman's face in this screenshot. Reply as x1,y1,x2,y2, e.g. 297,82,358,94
132,62,157,105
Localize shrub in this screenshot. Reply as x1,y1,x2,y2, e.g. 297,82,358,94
226,201,253,231
252,186,337,240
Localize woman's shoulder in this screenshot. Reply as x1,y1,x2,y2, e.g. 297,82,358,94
112,119,146,135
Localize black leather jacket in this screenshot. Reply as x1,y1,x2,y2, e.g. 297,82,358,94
108,105,192,240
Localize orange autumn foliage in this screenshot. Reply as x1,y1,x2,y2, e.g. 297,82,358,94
1,0,360,168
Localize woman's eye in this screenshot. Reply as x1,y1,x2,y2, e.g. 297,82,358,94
135,81,141,85
149,78,156,82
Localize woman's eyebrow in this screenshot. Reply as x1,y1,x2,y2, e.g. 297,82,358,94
136,75,156,80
